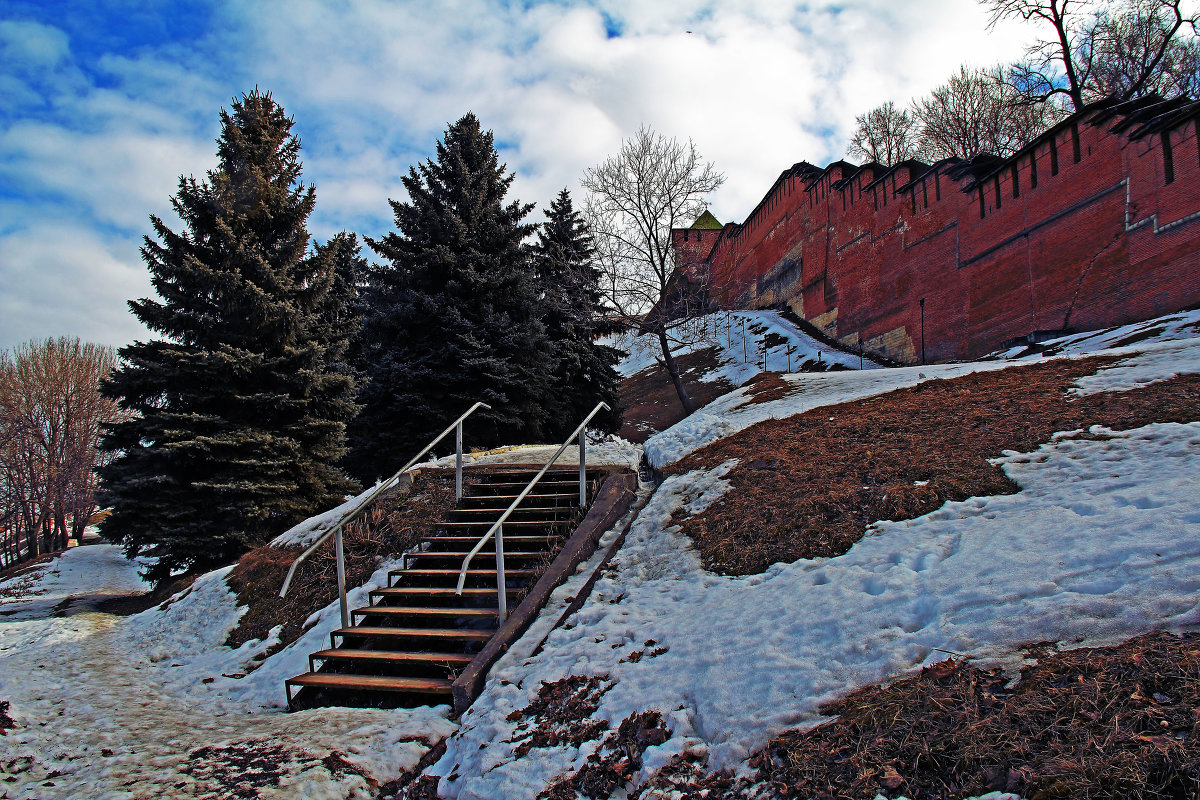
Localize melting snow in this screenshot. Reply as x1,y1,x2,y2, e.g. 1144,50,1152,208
608,310,875,385
436,421,1200,796
3,309,1200,798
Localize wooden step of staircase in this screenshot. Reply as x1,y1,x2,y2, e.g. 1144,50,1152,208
309,649,474,669
285,465,601,711
351,606,500,621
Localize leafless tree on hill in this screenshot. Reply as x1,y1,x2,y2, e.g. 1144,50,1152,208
0,338,124,568
915,65,1067,159
985,0,1199,110
846,101,923,166
582,126,724,416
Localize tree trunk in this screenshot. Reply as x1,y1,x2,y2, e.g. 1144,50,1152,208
656,327,696,415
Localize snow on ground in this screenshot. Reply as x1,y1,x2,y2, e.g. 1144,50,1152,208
644,313,1200,469
0,545,454,798
644,360,1016,469
435,420,1200,797
0,543,147,619
989,308,1200,359
4,310,1199,800
426,435,641,472
1071,335,1200,396
274,437,640,550
609,310,874,384
273,483,383,549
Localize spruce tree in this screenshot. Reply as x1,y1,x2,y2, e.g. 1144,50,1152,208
99,91,359,584
312,231,367,382
345,113,553,483
533,189,623,438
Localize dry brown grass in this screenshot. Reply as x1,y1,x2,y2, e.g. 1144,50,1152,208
755,631,1200,800
540,711,670,800
507,675,614,757
670,357,1200,575
224,470,460,653
618,348,734,443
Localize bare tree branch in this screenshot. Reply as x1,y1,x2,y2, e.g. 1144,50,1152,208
846,102,923,165
582,126,724,415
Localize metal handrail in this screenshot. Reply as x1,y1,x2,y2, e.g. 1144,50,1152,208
279,401,492,627
455,402,611,622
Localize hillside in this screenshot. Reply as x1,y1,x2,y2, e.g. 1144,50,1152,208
1,309,1198,799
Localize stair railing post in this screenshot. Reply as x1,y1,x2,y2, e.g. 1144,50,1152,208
495,523,507,623
334,523,349,629
578,427,587,508
455,420,464,501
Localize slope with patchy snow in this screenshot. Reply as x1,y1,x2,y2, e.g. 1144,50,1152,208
611,310,877,385
2,309,1199,799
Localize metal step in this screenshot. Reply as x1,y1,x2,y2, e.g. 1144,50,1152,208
458,493,577,504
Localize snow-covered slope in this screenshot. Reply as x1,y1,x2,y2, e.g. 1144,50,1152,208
2,309,1199,799
609,309,876,385
643,310,1200,469
436,420,1200,796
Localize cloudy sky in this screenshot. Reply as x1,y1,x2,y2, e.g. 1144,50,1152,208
0,0,1038,351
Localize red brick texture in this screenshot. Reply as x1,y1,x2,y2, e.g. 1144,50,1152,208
678,100,1200,363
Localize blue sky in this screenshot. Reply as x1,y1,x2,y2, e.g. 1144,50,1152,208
0,0,1034,350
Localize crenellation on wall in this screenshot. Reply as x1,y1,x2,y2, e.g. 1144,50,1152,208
678,94,1200,364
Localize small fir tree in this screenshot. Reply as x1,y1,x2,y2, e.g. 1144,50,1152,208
99,91,359,584
345,113,554,483
533,189,623,438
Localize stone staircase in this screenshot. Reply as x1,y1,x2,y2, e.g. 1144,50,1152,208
285,466,600,710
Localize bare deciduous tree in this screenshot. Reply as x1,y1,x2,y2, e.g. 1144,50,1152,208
582,126,724,416
846,102,923,166
0,338,123,568
986,0,1198,109
915,65,1067,159
1090,0,1200,98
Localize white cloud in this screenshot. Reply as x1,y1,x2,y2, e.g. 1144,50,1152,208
0,18,70,68
0,214,151,350
0,0,1046,349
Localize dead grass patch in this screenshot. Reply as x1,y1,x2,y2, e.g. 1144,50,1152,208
540,711,670,800
0,553,60,594
619,348,734,443
507,675,613,757
670,357,1200,575
224,470,459,654
0,700,13,735
179,739,370,799
630,753,750,799
754,630,1200,800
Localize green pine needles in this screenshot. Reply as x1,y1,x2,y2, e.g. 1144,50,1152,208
533,188,623,439
345,113,555,482
99,91,360,585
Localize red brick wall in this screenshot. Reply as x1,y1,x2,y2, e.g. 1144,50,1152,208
688,111,1200,363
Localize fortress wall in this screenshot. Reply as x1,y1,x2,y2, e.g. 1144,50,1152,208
683,99,1200,363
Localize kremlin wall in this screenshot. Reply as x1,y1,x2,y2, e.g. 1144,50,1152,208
672,95,1200,363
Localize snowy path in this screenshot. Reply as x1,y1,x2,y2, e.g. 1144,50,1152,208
0,546,453,799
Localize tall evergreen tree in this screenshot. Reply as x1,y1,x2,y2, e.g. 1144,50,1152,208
311,231,367,383
533,189,623,439
99,91,359,584
345,113,553,483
